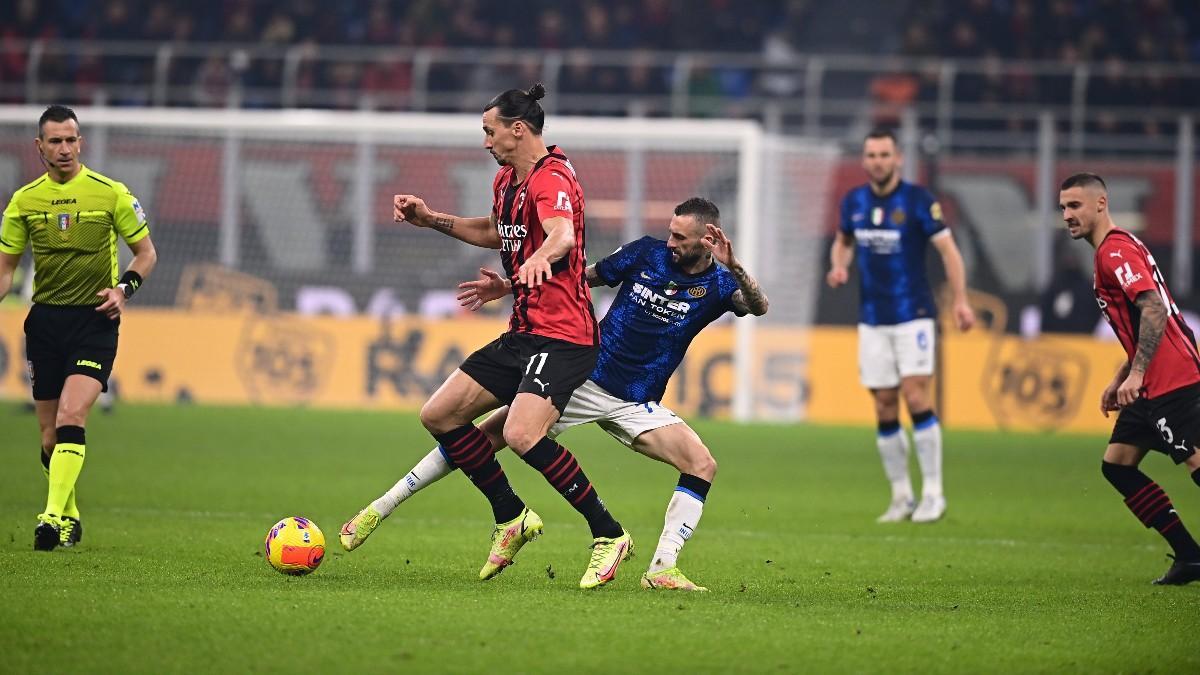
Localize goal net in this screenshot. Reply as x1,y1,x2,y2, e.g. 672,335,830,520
0,106,838,420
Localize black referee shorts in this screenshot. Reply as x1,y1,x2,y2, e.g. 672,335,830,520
1109,382,1200,464
24,303,119,400
460,332,598,414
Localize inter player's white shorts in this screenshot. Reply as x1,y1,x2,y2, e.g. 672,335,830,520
857,318,936,389
549,379,683,448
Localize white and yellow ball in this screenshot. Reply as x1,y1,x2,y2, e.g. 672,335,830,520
264,517,326,575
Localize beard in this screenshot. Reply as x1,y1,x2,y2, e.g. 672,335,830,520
672,248,707,268
870,168,895,189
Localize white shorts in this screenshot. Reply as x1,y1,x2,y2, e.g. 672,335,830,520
550,379,683,448
857,318,936,389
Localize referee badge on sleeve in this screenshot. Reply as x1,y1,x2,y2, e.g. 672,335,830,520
57,213,70,230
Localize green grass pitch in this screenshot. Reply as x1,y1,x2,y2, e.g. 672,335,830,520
1,402,1197,674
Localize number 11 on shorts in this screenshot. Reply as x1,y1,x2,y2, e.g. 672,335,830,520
526,352,548,375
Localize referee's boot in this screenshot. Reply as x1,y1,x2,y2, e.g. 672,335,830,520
60,516,83,548
34,514,62,551
1152,554,1200,585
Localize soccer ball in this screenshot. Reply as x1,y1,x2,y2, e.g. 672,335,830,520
264,517,326,575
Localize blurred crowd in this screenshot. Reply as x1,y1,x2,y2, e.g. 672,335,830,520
0,0,811,109
0,0,798,50
884,0,1200,136
2,0,1199,131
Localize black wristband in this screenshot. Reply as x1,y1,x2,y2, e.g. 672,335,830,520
119,270,143,299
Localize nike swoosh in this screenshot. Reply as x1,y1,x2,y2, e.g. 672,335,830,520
598,540,629,580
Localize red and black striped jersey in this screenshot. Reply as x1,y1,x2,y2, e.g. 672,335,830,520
1093,228,1200,398
490,146,597,346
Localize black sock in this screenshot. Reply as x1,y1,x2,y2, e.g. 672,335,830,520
1192,467,1200,489
40,447,51,470
910,409,936,428
522,437,622,538
1102,461,1200,560
677,473,712,502
434,424,524,523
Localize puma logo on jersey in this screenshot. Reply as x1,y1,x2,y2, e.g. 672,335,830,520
534,378,549,392
1109,250,1123,258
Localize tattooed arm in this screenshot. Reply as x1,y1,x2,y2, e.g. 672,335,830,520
584,264,604,288
393,194,500,249
1131,290,1168,373
1115,290,1168,407
701,224,768,316
729,261,769,316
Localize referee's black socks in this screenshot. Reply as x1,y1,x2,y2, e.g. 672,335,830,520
521,437,623,539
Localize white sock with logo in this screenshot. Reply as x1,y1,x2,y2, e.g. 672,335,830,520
912,414,943,498
650,489,705,573
371,447,454,518
877,427,913,502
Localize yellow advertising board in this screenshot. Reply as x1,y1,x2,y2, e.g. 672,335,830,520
0,307,1127,434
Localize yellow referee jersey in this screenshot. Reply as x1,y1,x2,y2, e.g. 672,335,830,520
1,165,150,306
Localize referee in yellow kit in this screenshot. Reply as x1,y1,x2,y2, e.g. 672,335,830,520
0,105,158,550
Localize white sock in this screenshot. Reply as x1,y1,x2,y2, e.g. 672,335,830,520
912,414,943,498
876,427,913,502
371,446,454,518
650,488,705,573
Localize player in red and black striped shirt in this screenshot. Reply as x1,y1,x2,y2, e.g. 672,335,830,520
378,84,631,588
1063,172,1200,585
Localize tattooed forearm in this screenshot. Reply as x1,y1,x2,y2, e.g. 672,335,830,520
731,263,769,316
432,216,454,233
1131,291,1167,373
584,264,603,288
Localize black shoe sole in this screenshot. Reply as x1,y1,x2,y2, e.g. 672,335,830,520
34,523,60,551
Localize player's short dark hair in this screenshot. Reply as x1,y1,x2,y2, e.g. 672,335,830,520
38,105,79,137
484,83,546,135
865,128,897,145
674,197,720,227
1060,172,1107,192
